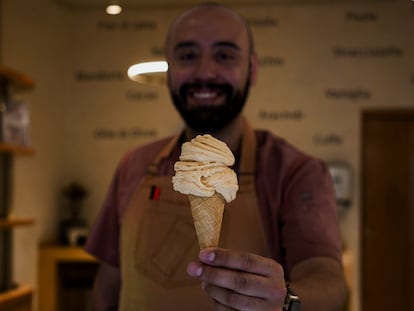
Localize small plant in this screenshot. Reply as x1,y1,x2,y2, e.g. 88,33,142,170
63,182,88,200
62,182,89,220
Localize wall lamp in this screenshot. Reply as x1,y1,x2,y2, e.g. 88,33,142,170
106,0,122,15
127,61,168,85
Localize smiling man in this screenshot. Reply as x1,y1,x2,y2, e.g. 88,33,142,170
166,5,255,136
86,3,348,311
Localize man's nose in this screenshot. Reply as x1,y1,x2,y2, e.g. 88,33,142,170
194,56,217,80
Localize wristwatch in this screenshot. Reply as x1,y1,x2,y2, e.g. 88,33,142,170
283,284,301,311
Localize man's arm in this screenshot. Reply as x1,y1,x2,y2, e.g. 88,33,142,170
290,256,348,311
89,262,121,311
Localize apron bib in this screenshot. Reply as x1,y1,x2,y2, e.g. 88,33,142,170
120,125,270,311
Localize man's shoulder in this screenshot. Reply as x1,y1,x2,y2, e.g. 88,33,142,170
254,128,308,159
253,128,324,179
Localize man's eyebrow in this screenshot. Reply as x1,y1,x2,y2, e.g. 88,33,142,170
173,41,197,51
173,41,241,51
214,41,240,50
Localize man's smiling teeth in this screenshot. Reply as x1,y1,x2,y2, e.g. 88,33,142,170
193,91,217,99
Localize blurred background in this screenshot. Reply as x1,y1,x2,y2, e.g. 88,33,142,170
0,0,413,310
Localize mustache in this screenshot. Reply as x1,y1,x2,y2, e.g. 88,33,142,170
179,82,233,98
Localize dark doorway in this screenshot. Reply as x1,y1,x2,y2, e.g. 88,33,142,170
361,109,414,311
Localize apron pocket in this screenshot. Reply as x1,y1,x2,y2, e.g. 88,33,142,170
134,203,199,287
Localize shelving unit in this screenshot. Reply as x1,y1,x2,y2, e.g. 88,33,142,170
0,65,35,311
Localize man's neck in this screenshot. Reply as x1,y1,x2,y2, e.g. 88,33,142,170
184,115,244,154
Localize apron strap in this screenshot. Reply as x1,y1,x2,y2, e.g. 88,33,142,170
238,120,257,188
239,119,256,174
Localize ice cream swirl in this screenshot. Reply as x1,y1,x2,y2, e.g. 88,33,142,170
172,134,238,203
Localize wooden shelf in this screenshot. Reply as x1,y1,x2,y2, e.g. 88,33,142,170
0,143,34,156
0,285,33,310
0,218,35,229
0,66,34,91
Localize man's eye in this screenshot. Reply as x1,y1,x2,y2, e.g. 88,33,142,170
216,51,236,63
177,51,197,62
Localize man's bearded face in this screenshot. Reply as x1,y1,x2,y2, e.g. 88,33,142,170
169,74,251,133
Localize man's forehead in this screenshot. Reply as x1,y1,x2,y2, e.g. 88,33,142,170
168,7,248,49
173,6,243,28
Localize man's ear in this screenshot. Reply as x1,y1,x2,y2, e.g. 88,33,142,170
249,52,259,86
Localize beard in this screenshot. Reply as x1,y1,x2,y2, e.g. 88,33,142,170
169,78,251,133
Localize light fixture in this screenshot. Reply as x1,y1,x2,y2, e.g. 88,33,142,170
106,0,122,15
127,61,168,85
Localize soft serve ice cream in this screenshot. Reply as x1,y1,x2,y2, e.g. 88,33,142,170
172,134,238,248
173,134,238,202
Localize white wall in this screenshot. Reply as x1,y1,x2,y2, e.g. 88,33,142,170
2,0,414,310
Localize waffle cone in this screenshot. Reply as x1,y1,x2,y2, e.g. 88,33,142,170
188,193,225,249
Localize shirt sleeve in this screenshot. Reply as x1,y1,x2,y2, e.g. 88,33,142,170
281,157,343,273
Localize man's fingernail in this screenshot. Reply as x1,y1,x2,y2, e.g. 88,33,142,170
196,266,203,276
200,249,215,262
187,262,203,277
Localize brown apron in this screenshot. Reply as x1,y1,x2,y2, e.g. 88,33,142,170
120,124,271,311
